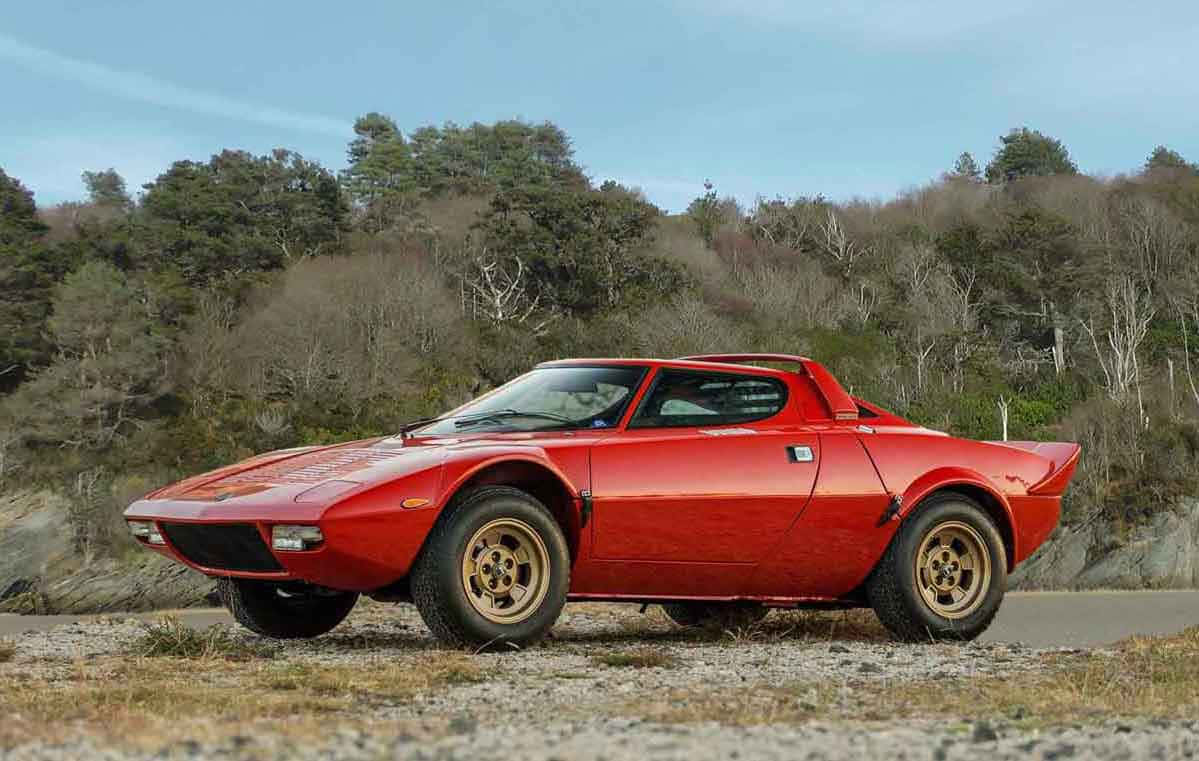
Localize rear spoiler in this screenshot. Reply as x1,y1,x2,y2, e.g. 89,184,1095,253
678,353,858,420
994,441,1082,496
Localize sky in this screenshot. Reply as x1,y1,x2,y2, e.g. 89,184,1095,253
3,1,1199,213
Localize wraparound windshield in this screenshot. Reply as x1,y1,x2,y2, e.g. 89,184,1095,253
415,365,647,434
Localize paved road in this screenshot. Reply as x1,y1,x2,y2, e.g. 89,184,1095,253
2,590,1196,647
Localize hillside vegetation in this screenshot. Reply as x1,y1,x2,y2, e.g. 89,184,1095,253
3,118,1199,566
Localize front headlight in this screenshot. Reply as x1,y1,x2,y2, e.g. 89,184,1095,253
272,525,324,551
128,521,165,544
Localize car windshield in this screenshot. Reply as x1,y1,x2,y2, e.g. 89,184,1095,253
414,365,647,434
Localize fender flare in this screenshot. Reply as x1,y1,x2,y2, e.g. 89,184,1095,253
437,451,582,512
895,466,1018,569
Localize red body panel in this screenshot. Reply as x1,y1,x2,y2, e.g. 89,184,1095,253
124,356,1080,604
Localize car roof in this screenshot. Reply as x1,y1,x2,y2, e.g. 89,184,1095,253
537,356,789,376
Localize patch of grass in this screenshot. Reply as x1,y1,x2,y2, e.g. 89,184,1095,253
621,627,1199,728
593,648,679,669
0,649,488,747
731,609,888,643
876,625,1199,725
0,639,14,663
128,617,276,660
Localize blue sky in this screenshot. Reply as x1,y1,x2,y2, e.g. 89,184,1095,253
2,1,1198,213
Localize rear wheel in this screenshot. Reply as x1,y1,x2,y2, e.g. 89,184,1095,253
410,486,569,649
661,601,769,631
217,578,358,639
866,492,1006,642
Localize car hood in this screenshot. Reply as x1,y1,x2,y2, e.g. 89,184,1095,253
146,431,582,503
149,439,409,501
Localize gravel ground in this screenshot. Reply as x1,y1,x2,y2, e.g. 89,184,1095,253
2,602,1196,760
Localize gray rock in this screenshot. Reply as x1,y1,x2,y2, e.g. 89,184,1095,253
1013,500,1199,591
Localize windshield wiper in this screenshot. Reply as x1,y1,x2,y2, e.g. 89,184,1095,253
453,409,574,429
398,408,573,438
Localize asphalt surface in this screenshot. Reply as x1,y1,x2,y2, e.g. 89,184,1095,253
1,590,1196,647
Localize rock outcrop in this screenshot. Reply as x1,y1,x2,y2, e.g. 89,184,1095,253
0,490,215,614
1012,499,1199,590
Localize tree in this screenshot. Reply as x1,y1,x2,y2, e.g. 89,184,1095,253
10,261,169,449
475,186,682,316
985,128,1078,183
138,149,348,284
340,115,587,229
687,180,722,247
949,152,982,181
82,168,131,208
1145,145,1194,173
341,113,415,232
0,169,61,390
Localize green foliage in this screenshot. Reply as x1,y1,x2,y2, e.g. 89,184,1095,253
1145,145,1194,174
341,115,585,232
138,149,348,284
950,152,982,181
476,185,684,315
81,169,131,208
686,180,723,246
0,170,63,389
6,261,169,450
985,127,1078,183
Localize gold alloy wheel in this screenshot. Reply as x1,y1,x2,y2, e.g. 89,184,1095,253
913,520,991,619
460,518,551,624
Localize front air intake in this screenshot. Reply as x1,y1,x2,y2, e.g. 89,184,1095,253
158,523,284,572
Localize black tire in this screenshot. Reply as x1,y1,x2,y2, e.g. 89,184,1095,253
662,601,769,631
217,578,358,639
410,485,570,649
866,491,1007,642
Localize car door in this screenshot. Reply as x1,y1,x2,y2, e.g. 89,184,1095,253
590,368,818,565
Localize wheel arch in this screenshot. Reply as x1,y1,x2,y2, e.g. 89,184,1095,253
897,469,1017,571
437,455,582,563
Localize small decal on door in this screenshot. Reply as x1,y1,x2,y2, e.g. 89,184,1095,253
699,427,757,436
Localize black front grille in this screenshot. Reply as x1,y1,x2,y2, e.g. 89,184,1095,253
159,523,283,572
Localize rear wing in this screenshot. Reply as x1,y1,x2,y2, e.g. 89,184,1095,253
993,441,1082,496
678,353,858,420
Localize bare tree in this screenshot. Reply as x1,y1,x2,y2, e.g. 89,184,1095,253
819,209,872,277
1119,197,1186,287
997,396,1010,441
1080,276,1154,424
460,250,548,332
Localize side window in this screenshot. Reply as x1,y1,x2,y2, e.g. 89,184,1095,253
630,370,788,428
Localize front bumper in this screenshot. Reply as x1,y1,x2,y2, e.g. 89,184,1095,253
125,494,440,592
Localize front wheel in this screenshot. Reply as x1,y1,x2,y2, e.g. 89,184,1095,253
866,492,1006,642
410,486,570,649
217,578,358,639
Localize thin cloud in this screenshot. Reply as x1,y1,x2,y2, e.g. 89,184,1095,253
0,33,348,137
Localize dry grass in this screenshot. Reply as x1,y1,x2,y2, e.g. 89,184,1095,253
0,639,14,663
0,649,486,747
723,609,889,643
625,626,1199,728
876,625,1199,725
129,617,275,660
592,649,680,669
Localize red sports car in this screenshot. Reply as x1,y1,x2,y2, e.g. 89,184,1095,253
125,355,1079,646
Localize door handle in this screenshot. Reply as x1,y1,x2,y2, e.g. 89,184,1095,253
786,445,814,463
